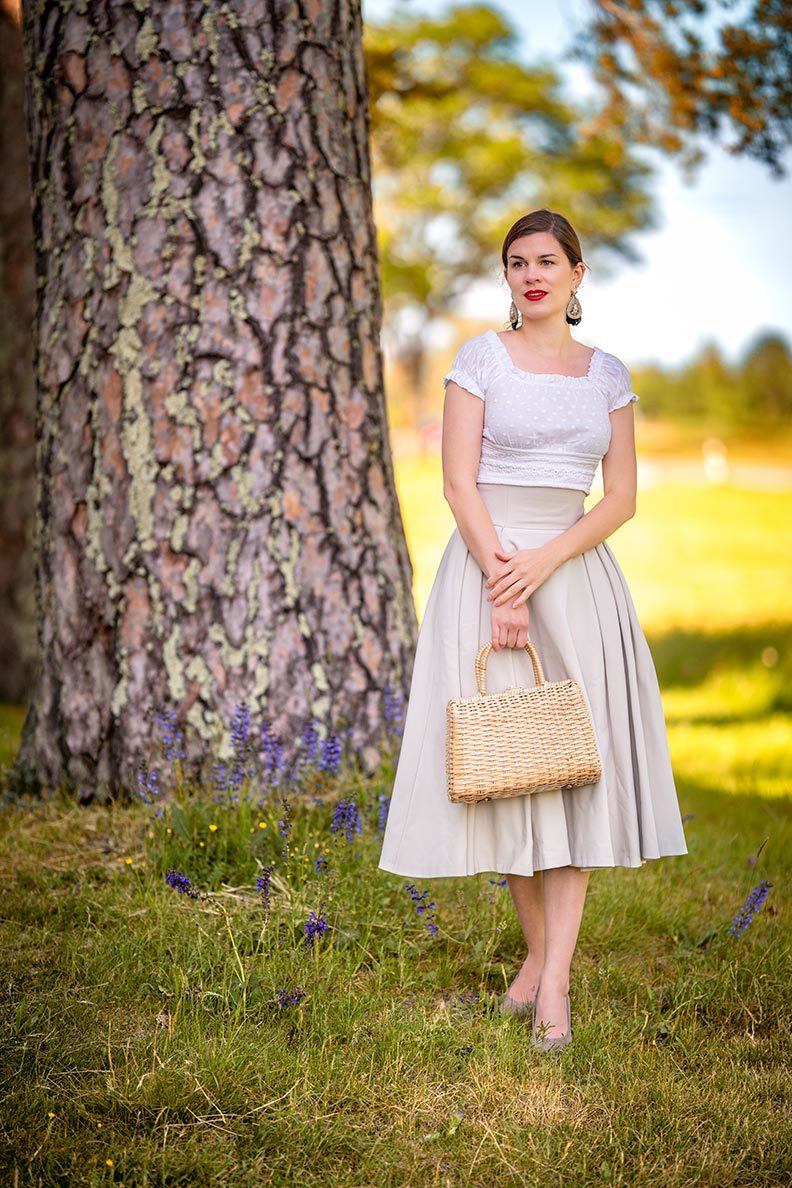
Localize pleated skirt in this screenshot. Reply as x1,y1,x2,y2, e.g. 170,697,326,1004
378,483,689,878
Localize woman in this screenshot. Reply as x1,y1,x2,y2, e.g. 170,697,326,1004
377,209,688,1052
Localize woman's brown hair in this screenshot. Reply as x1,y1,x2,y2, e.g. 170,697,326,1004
501,210,586,324
501,208,584,271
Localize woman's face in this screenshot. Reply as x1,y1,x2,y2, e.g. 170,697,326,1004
503,232,585,325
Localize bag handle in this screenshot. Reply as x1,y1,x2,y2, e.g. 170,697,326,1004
474,638,546,696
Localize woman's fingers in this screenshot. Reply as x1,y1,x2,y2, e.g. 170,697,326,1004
491,577,525,606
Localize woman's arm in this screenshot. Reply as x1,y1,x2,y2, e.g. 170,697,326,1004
440,380,502,578
486,404,639,607
442,379,532,650
542,403,638,567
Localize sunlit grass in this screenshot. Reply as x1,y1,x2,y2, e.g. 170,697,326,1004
1,467,790,1185
393,455,792,630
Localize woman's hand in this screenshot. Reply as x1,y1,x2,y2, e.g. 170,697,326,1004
490,599,531,652
485,545,557,608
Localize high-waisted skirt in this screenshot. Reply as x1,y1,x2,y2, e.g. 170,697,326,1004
378,483,689,878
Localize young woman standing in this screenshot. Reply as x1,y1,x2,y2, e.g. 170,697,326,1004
378,209,688,1051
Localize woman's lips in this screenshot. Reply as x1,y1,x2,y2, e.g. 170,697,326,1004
524,291,547,301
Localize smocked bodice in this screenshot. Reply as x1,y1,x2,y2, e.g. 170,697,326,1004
442,329,639,495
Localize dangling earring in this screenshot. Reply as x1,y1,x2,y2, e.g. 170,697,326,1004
508,299,521,330
566,289,582,326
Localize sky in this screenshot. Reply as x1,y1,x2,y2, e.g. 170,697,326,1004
362,0,792,369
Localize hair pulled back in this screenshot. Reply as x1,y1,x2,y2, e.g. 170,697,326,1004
501,208,584,274
500,209,586,326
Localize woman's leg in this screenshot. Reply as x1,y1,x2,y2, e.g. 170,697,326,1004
504,870,545,1002
533,865,590,1038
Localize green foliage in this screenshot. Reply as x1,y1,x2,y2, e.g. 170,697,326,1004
632,331,792,425
365,3,658,323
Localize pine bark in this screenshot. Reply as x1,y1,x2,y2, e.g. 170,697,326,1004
13,0,417,798
0,1,37,702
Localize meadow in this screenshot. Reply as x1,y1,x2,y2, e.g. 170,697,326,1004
1,462,790,1186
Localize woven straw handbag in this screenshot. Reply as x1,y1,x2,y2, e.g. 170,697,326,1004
445,638,602,804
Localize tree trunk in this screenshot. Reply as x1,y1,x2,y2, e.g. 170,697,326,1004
0,0,37,703
13,0,417,799
400,332,431,429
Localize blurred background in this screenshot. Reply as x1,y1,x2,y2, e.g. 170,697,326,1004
357,0,791,619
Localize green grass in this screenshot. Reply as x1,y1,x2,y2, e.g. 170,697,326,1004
1,479,791,1185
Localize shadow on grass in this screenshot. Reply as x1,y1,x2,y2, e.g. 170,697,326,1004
647,618,791,701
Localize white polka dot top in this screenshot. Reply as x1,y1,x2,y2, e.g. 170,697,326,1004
442,329,640,495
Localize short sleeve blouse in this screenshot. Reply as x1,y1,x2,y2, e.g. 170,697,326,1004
442,329,639,494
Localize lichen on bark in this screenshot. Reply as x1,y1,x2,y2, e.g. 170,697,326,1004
13,0,417,798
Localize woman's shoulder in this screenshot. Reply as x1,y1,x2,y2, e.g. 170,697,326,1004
452,330,492,359
591,347,640,410
442,332,493,401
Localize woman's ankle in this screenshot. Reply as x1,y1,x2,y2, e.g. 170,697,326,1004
536,971,570,996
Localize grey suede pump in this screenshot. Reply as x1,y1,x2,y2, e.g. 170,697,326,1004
497,990,536,1017
530,993,573,1052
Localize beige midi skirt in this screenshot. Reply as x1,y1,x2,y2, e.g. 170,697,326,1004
378,483,689,879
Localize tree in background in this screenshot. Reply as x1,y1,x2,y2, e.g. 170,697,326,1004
12,0,416,798
579,0,791,177
632,331,792,424
365,4,656,424
740,333,792,421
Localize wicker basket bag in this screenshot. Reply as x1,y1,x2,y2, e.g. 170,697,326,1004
445,638,602,804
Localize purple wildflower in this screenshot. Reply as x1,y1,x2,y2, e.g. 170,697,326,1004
317,733,342,775
330,798,362,843
261,722,285,782
314,855,329,874
227,702,252,792
211,762,229,796
405,882,438,937
156,709,186,762
300,721,320,766
304,908,328,946
276,986,306,1008
376,792,390,833
256,863,275,908
136,764,160,806
165,870,200,900
488,877,508,888
278,802,292,840
728,879,773,937
231,702,251,753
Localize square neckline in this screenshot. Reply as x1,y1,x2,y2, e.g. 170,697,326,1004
486,328,600,381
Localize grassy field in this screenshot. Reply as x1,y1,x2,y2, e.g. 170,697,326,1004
1,477,790,1186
